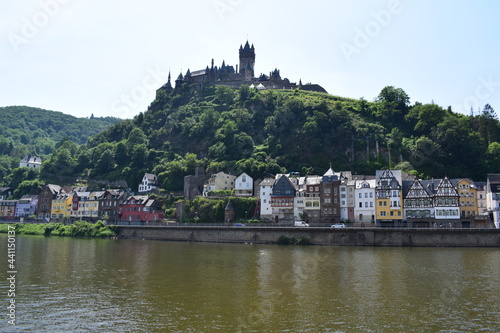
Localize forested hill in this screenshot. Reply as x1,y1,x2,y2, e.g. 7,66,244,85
41,84,500,191
0,106,121,178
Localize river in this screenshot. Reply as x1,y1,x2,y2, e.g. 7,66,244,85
1,235,499,332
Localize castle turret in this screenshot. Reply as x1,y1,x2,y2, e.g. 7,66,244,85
239,41,255,78
175,72,184,89
158,71,173,94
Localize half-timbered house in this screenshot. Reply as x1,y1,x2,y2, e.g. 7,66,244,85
433,177,460,226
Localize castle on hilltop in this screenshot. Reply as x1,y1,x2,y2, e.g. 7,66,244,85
157,41,328,95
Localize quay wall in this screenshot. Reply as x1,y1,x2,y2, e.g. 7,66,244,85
116,226,500,247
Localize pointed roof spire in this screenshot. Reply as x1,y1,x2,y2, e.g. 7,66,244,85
225,200,234,211
324,167,336,177
164,71,172,89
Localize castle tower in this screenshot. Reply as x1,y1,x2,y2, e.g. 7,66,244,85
239,41,255,78
175,72,184,89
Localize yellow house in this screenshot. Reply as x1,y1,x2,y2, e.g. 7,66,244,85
51,192,73,219
375,169,403,226
457,179,478,218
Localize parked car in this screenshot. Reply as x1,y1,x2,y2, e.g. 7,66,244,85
294,221,310,227
233,223,246,227
331,223,346,228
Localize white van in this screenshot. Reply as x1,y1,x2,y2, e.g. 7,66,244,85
294,221,310,227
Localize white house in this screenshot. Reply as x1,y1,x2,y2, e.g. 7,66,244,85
486,174,500,229
259,177,275,221
354,179,376,223
203,172,236,195
235,173,253,197
19,155,42,169
138,173,159,194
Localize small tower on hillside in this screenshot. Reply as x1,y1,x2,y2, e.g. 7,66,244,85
164,72,173,92
225,200,236,224
239,41,255,78
175,72,184,89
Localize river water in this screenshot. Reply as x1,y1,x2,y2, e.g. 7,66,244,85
0,235,499,332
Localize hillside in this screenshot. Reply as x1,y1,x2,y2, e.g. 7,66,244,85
0,106,121,180
38,84,500,192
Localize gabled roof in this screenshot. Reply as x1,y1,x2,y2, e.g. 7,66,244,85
18,195,37,204
305,176,322,185
47,184,62,195
144,173,157,181
356,179,376,189
20,155,42,165
90,191,106,199
0,187,11,194
259,177,276,187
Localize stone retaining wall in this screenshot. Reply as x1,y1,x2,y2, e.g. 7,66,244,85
117,226,500,247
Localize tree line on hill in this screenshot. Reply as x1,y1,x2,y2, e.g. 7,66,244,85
0,106,121,184
1,85,499,200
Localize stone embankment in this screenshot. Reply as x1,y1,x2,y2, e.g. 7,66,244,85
117,226,500,247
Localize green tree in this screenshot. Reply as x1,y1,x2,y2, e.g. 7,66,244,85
486,142,500,172
96,149,116,174
405,104,448,134
127,128,148,150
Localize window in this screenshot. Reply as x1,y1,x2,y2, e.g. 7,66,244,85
359,214,363,221
359,202,362,208
381,211,386,217
359,193,362,198
365,193,368,198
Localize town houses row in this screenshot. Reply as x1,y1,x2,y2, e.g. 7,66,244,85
1,168,500,228
0,173,163,223
185,168,500,228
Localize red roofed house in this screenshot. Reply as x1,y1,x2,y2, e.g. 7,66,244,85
119,195,164,223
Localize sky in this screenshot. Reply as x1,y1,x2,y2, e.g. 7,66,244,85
1,0,499,119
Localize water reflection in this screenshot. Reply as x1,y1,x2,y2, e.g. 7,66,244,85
0,235,499,332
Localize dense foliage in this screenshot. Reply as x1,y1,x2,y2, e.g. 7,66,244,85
0,106,121,183
3,85,500,198
0,221,116,238
180,196,258,223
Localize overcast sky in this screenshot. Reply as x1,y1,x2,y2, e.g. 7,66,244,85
1,0,499,119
